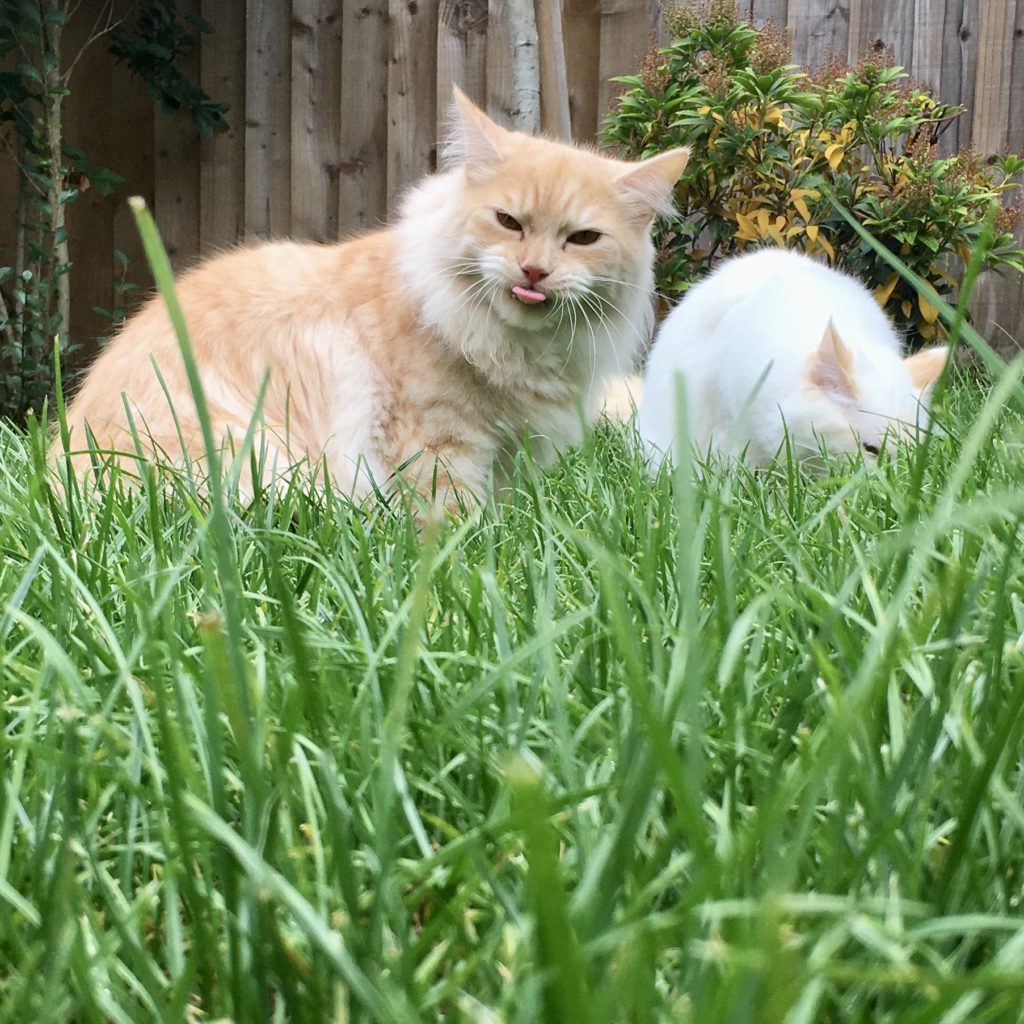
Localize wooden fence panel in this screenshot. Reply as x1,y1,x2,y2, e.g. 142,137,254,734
788,0,849,71
388,0,440,208
290,0,343,242
597,0,658,125
64,11,116,348
437,0,490,148
337,1,389,238
244,1,291,237
199,0,246,251
562,0,602,140
154,0,201,269
486,0,516,127
4,0,1024,367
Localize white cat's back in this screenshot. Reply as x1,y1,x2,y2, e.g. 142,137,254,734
638,249,904,462
639,249,813,456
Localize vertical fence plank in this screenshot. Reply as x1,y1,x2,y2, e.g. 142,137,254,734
108,24,154,334
291,0,343,242
153,0,201,269
245,1,291,237
388,0,440,208
788,0,849,71
537,0,572,139
200,0,245,250
486,0,515,125
968,0,1021,352
562,0,601,140
437,0,489,153
848,0,917,64
339,2,389,237
64,9,116,359
946,0,978,153
970,0,1014,155
747,0,788,28
598,0,657,125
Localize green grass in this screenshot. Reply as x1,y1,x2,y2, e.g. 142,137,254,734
2,370,1024,1022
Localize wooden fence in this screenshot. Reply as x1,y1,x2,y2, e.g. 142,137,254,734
2,0,1023,364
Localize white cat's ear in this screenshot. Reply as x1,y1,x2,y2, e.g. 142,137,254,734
808,318,858,402
904,346,949,396
614,147,691,222
447,85,508,176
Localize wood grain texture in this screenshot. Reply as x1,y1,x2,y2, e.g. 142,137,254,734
598,0,658,125
244,0,290,237
562,0,602,140
199,0,245,250
388,0,440,208
970,0,1015,155
788,0,850,72
746,0,788,28
153,0,201,267
338,1,389,237
437,0,489,151
537,0,572,139
486,0,516,126
290,0,343,242
847,0,916,65
107,10,154,333
64,7,116,356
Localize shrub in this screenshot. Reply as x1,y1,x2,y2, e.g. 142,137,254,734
602,0,1024,345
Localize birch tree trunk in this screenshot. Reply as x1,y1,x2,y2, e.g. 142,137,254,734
505,0,541,132
42,0,70,347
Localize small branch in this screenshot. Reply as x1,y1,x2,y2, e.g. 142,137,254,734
61,0,138,85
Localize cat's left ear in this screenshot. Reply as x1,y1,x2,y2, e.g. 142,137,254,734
447,85,510,178
809,318,858,402
614,147,691,222
904,346,949,396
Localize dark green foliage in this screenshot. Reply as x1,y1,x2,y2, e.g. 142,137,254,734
602,0,1024,346
107,1,227,135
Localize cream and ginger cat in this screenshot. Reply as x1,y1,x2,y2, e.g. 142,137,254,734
637,249,948,468
60,88,689,503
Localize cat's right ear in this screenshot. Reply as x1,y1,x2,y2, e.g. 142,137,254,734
447,85,508,178
808,318,858,402
614,147,691,222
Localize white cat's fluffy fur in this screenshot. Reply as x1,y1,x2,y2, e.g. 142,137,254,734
637,249,948,467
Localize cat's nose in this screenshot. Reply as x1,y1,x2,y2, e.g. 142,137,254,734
520,264,550,286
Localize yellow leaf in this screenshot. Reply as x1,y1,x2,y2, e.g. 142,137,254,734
734,211,759,242
786,225,804,239
792,194,811,221
817,235,835,261
806,224,819,244
918,291,939,324
918,322,937,341
825,144,845,171
766,215,786,246
873,273,899,308
902,299,913,318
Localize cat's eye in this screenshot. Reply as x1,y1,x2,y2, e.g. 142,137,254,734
862,442,881,456
496,210,523,233
567,229,602,246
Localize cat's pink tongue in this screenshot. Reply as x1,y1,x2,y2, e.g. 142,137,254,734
512,285,547,305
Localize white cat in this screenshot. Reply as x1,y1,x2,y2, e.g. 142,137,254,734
636,249,948,468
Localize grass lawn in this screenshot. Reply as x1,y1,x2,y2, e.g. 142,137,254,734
2,373,1024,1023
